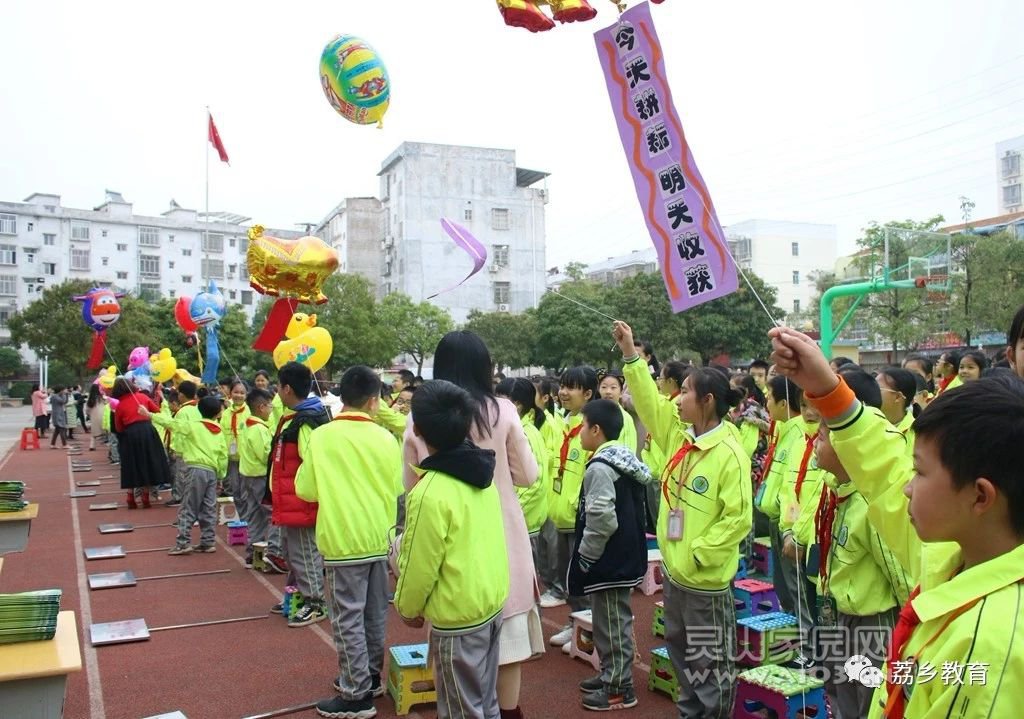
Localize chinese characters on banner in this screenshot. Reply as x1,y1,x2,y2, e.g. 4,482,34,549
594,2,738,313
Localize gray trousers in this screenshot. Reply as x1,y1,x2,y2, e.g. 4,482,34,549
536,519,559,592
175,466,217,548
590,587,635,692
284,525,324,604
430,615,502,719
267,524,284,559
827,609,896,719
237,474,271,556
780,551,816,657
553,529,590,612
224,459,240,496
327,561,388,700
108,433,120,463
663,580,737,719
769,521,794,614
168,453,184,503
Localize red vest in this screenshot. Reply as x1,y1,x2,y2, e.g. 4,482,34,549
270,413,318,528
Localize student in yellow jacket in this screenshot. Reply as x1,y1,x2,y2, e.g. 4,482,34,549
395,380,509,719
615,321,751,719
597,370,639,455
237,388,275,566
877,367,919,462
220,379,251,497
145,396,227,555
161,380,200,507
295,366,403,717
771,326,1024,719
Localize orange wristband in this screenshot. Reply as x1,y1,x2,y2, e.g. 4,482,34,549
806,376,855,421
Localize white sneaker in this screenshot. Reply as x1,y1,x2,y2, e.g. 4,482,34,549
561,641,571,655
539,591,567,608
549,625,572,646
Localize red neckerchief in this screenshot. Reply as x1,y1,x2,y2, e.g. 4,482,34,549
229,405,246,437
793,433,816,501
756,420,780,489
661,442,696,505
200,420,222,434
814,485,850,582
669,390,680,401
558,423,584,478
333,413,373,423
938,374,956,393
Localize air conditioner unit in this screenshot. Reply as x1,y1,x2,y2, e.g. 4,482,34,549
497,303,510,312
489,265,499,273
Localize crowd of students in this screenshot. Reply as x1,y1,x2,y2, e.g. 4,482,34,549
90,302,1024,719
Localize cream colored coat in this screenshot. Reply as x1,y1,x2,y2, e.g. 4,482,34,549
403,397,539,619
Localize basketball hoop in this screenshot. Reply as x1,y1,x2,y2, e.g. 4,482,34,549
917,274,949,303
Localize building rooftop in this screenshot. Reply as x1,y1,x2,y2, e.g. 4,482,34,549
939,210,1024,235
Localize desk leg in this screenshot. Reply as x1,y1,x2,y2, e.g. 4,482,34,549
0,674,68,719
0,519,30,555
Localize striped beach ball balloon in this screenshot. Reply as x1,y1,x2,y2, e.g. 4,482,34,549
319,35,390,126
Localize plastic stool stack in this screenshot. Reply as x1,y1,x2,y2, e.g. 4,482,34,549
387,643,436,716
736,611,799,667
734,664,826,719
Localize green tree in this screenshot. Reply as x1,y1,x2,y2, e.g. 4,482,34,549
462,310,536,371
0,347,25,378
606,272,688,358
682,272,782,364
955,230,1024,337
8,280,95,373
532,279,616,372
214,305,261,379
317,274,398,371
378,294,454,374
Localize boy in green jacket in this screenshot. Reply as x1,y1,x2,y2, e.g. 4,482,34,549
771,326,1024,719
297,366,403,719
146,396,226,555
395,380,509,719
237,388,274,568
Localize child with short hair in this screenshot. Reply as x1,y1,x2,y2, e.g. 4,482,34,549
770,326,1024,719
395,380,509,719
147,396,226,554
221,378,250,497
237,388,274,568
296,366,403,719
570,399,654,712
163,381,200,508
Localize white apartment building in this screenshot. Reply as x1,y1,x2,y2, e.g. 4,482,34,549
996,135,1023,215
0,190,301,347
546,247,658,290
315,197,384,296
377,142,548,323
725,219,838,318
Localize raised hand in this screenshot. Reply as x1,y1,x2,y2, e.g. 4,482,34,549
612,321,636,358
768,326,840,397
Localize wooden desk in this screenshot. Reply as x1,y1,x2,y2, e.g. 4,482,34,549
0,611,82,718
0,503,39,555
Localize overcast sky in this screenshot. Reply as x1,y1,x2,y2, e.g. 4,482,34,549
1,0,1021,270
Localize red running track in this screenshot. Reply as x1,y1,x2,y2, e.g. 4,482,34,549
1,441,677,719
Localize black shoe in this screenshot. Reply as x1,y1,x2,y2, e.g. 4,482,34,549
270,602,284,615
315,694,377,718
334,673,385,698
579,674,603,693
582,687,638,711
164,499,181,507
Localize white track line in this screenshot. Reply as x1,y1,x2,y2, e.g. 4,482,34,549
68,457,107,718
215,536,426,719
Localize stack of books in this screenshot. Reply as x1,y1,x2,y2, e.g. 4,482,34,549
0,481,26,512
0,589,62,644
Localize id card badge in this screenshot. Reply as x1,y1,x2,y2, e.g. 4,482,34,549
816,594,838,627
667,509,684,541
229,441,238,456
552,477,563,495
785,502,800,524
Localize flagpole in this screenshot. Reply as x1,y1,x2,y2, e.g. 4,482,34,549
204,106,209,286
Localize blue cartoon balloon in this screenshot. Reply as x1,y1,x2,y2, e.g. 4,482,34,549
190,282,227,384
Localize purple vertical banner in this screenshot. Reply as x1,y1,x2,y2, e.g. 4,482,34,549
594,2,738,313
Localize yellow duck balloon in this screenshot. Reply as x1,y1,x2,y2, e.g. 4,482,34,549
273,313,333,373
149,348,178,384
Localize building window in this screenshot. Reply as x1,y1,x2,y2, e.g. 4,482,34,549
168,260,175,270
43,262,56,276
25,252,34,264
116,271,128,280
0,309,10,328
0,275,16,296
493,245,510,266
229,290,237,300
27,222,33,231
43,233,55,246
102,257,108,266
116,243,127,252
1004,183,1022,207
791,242,799,257
203,233,224,253
169,289,176,298
493,281,511,305
138,226,160,247
241,290,253,305
240,264,249,280
0,245,15,265
793,299,801,314
229,237,236,248
464,208,473,221
238,236,248,253
71,248,90,271
139,284,161,301
792,270,800,285
0,214,15,235
491,208,510,231
201,259,224,279
1003,153,1021,179
71,222,90,241
183,248,192,257
182,275,193,284
168,234,175,242
101,230,108,237
139,254,160,278
228,263,237,277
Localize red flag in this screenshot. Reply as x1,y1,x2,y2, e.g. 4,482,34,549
208,113,230,165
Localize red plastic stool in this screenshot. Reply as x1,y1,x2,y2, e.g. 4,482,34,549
20,428,39,450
